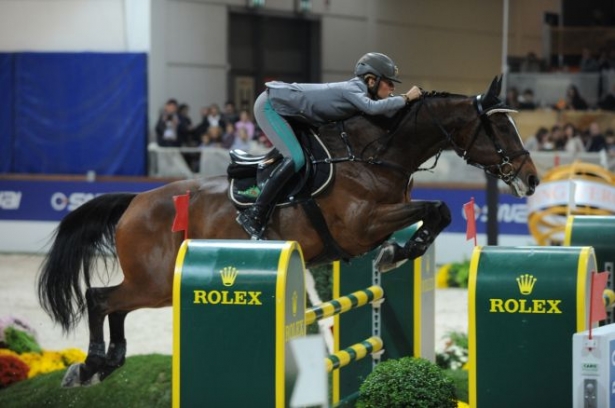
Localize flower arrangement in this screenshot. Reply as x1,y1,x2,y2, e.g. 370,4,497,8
0,316,86,389
0,354,29,388
436,331,469,371
436,260,470,288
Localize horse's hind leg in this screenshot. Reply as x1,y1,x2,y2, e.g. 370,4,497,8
62,287,113,387
100,310,128,380
375,200,451,272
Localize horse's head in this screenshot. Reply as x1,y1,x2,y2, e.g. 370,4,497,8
445,76,539,197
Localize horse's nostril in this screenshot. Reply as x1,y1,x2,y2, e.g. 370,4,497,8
527,175,539,195
531,175,540,187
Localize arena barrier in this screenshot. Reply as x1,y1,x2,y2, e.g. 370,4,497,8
172,225,435,407
172,240,306,408
565,215,615,323
468,246,595,408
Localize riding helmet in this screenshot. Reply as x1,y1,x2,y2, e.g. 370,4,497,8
354,52,401,83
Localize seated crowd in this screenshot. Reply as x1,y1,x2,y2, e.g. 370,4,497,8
154,99,272,172
524,120,615,156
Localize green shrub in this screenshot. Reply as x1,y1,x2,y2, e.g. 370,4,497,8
4,327,41,354
357,357,457,408
447,260,470,288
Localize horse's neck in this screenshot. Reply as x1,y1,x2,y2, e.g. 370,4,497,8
397,96,475,169
316,96,474,178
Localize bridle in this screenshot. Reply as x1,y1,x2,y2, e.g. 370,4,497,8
312,92,530,183
424,93,530,184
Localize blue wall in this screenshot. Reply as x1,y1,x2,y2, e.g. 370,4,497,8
1,52,147,176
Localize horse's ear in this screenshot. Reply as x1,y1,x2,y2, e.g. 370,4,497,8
481,75,504,109
486,75,502,98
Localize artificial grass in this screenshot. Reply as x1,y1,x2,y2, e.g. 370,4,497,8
0,354,171,408
0,354,468,407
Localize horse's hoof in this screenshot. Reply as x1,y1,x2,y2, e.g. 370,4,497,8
374,242,401,273
406,241,428,260
61,363,86,387
61,363,101,387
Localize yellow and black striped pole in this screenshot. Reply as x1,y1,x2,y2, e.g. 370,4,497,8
305,285,384,326
325,336,383,373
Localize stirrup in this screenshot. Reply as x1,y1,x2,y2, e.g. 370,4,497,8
236,210,266,240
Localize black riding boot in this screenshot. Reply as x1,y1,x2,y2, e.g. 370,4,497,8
236,157,296,239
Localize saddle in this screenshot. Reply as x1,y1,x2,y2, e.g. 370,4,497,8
227,126,334,208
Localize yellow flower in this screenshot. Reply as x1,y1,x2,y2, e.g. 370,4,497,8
0,348,20,359
436,264,451,288
457,402,469,408
61,348,86,365
20,351,64,378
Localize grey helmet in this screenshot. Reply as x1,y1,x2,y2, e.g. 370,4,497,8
354,52,401,83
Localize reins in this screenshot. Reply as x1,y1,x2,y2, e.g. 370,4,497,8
421,92,530,184
311,121,414,178
311,90,530,184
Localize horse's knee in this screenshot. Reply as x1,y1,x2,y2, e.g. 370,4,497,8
435,201,452,227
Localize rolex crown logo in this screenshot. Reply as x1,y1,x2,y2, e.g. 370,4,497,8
220,266,238,287
516,274,537,295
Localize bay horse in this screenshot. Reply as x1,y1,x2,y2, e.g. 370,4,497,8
38,76,538,387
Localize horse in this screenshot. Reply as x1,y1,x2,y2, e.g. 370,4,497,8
38,76,539,387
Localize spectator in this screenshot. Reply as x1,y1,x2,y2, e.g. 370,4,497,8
598,84,615,111
563,123,585,153
586,121,608,152
551,125,565,150
231,127,252,151
221,122,236,149
255,126,273,149
505,87,520,109
559,85,588,111
518,89,536,110
605,129,615,157
580,48,600,73
193,106,211,140
155,99,180,147
201,125,223,148
235,109,256,141
524,127,549,151
597,48,612,72
177,103,194,146
520,52,542,73
222,101,240,125
207,104,226,129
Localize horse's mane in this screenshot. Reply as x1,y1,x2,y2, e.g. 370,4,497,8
360,90,469,132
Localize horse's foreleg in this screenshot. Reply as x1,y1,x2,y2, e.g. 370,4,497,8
373,200,451,272
62,287,112,387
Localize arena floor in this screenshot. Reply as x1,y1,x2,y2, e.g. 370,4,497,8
0,253,467,356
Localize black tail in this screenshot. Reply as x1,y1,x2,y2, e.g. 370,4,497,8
37,193,136,333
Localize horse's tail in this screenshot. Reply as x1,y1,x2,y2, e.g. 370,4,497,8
37,192,137,333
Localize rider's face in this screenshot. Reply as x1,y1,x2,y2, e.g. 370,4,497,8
377,78,395,99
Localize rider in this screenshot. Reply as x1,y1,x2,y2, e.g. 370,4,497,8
236,52,422,239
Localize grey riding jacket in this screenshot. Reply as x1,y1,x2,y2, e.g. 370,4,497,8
265,77,407,125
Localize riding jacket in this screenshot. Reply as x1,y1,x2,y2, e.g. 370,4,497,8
265,77,406,125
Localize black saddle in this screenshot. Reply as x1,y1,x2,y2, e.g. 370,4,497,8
227,126,334,208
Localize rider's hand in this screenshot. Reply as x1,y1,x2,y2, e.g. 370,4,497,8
405,86,422,102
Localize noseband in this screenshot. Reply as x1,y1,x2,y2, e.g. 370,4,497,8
426,94,530,184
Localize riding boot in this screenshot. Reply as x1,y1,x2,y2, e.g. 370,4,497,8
236,157,296,239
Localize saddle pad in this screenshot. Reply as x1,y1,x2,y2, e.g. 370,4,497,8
229,132,333,207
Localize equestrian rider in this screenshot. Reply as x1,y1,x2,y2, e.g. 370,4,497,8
237,52,422,239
